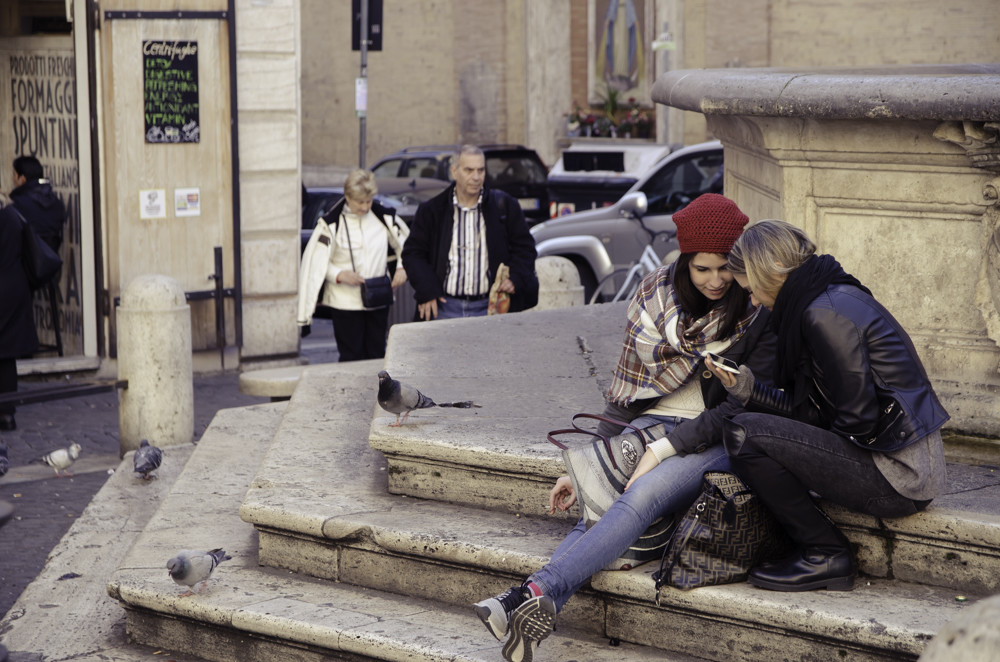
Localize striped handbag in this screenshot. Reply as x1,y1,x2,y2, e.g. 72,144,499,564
548,413,677,570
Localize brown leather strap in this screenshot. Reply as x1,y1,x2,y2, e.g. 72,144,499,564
546,427,599,450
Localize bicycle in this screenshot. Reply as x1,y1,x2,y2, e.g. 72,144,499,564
587,196,681,304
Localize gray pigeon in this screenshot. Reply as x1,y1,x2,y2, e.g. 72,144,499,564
377,370,481,426
166,548,231,596
0,441,8,478
35,443,81,477
133,439,163,480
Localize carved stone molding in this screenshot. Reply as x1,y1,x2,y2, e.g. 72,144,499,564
974,177,1000,362
934,123,1000,357
933,121,1000,173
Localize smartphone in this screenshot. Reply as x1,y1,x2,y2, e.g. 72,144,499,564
705,352,740,375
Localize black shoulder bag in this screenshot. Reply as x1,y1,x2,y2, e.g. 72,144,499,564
10,205,62,290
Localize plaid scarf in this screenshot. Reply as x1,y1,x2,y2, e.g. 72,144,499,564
607,265,760,406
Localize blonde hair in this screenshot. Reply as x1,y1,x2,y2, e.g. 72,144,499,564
344,169,378,200
728,220,816,297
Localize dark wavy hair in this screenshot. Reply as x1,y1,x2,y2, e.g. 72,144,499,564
672,252,750,339
13,155,43,181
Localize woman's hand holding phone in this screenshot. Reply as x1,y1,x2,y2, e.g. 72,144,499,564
704,352,739,388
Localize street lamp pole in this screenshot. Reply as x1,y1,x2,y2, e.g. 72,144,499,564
358,0,368,168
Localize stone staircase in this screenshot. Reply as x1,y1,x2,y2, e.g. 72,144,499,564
107,305,1000,662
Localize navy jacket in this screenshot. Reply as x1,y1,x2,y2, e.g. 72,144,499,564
402,183,538,313
11,179,66,251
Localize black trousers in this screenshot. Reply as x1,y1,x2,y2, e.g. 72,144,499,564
0,358,17,415
329,307,390,362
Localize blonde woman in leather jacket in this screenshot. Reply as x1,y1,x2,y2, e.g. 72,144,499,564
708,219,948,593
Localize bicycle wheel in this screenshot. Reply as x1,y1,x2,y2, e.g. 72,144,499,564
589,267,640,304
612,268,647,303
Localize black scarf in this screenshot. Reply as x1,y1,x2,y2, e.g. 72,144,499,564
770,254,871,391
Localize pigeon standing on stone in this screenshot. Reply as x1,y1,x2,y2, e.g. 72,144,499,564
0,441,9,478
34,443,81,477
133,439,163,480
377,370,481,426
166,548,231,597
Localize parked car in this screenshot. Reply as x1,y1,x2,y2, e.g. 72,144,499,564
546,141,674,218
370,144,551,223
530,140,724,302
301,176,447,252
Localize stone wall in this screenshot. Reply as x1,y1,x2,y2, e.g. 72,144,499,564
654,65,1000,436
236,0,302,360
300,0,549,169
725,116,1000,436
299,0,1000,172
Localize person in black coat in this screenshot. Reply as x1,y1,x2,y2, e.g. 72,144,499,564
402,145,538,320
0,202,40,430
11,155,66,251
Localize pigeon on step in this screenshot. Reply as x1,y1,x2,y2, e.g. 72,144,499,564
35,443,81,477
133,439,163,480
0,441,9,478
167,548,232,597
377,370,481,426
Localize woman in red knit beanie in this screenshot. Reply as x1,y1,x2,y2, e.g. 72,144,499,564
473,193,779,662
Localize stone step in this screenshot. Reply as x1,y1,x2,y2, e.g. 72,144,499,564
368,308,1000,597
0,400,285,661
368,303,630,520
236,361,983,662
106,362,696,662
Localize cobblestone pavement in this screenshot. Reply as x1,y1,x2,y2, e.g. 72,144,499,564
0,322,340,619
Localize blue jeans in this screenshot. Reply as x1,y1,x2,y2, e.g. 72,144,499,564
437,295,489,319
530,415,731,611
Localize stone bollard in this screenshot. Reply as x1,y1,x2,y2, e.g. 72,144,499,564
918,593,1000,661
117,274,194,457
533,256,585,310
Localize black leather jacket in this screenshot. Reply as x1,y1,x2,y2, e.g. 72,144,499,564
749,284,949,452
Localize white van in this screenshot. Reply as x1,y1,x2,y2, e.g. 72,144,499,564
532,141,723,301
546,141,674,217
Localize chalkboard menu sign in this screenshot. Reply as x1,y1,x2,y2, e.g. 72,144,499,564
143,40,200,143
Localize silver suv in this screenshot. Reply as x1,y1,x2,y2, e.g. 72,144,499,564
530,140,723,301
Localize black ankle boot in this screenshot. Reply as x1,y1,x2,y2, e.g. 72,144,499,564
749,547,856,592
0,414,14,431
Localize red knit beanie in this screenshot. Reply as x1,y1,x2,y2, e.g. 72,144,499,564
672,193,749,254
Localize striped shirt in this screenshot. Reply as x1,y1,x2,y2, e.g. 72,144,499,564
445,191,490,297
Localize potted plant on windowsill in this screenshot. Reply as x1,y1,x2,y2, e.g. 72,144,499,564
621,97,653,139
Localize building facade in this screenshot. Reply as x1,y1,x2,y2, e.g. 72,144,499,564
2,0,998,394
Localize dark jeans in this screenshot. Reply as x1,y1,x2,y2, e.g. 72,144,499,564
437,295,488,319
726,412,924,549
329,307,390,362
